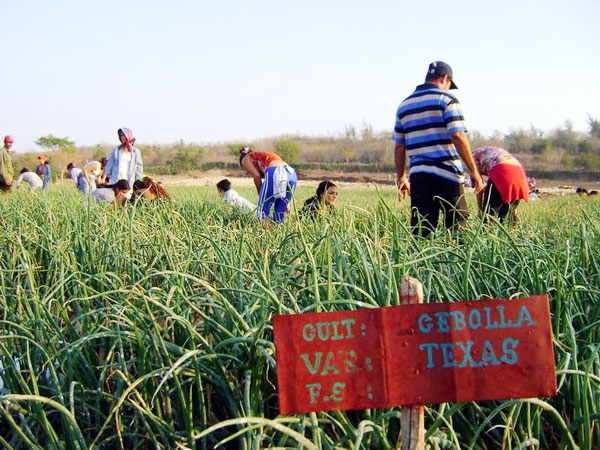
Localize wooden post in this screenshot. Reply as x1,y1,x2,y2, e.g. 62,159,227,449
397,276,425,450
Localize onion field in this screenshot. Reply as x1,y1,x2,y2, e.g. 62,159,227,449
0,185,598,449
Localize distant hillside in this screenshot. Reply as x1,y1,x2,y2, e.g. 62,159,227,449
11,118,600,178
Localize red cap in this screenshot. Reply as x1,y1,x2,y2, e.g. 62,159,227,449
4,135,14,143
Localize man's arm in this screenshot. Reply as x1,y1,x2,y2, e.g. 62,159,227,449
394,142,410,199
241,156,263,193
450,131,483,193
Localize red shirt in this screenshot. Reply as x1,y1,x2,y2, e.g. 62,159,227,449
250,151,283,173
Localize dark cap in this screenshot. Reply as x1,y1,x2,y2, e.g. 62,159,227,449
425,61,458,89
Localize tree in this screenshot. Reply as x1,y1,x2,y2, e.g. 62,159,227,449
35,134,75,152
172,144,206,171
35,134,76,179
588,115,600,139
550,120,578,155
273,137,302,164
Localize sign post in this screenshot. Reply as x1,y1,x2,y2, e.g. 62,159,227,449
397,276,425,450
272,284,557,446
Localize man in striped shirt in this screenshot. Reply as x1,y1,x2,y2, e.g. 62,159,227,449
394,61,483,236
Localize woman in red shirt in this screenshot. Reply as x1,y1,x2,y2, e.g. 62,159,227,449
471,146,529,223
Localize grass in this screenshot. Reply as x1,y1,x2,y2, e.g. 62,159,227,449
0,184,598,449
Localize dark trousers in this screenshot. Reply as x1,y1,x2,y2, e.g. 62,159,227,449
482,180,519,223
410,173,468,236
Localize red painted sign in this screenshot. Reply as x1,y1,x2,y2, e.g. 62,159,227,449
273,295,556,415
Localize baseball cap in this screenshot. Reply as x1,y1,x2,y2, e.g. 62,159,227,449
4,135,14,143
426,61,458,89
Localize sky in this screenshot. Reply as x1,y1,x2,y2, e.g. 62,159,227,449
1,0,599,153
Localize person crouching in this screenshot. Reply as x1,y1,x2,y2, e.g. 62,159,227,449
91,180,130,205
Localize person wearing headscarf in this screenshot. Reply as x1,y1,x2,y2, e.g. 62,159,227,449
471,146,529,223
0,135,15,191
103,128,143,186
239,147,297,223
35,155,51,190
302,180,338,219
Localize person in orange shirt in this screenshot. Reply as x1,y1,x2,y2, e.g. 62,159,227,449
239,147,297,223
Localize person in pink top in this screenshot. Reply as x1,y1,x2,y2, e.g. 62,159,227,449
471,146,529,223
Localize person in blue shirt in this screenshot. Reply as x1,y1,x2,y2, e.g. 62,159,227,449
35,155,51,190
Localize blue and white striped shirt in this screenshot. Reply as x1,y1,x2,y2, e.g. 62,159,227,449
394,84,467,183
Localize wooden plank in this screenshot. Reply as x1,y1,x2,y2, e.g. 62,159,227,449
397,276,425,450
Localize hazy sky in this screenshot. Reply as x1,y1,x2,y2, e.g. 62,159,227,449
2,0,599,152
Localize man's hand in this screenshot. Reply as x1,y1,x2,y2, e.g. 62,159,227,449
397,178,410,202
471,173,484,194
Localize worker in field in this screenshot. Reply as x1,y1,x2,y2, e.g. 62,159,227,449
393,61,483,236
239,147,297,223
77,158,107,195
216,178,255,212
35,155,52,190
302,180,338,219
471,146,529,223
91,179,131,205
103,128,143,191
14,168,43,190
132,177,170,201
0,135,15,192
66,163,82,183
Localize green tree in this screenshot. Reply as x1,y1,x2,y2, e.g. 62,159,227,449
273,137,301,164
172,144,206,171
550,120,578,155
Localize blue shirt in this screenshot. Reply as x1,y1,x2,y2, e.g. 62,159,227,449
104,146,143,185
394,84,467,183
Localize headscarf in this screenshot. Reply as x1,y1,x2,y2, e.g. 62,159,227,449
239,147,252,166
118,128,136,150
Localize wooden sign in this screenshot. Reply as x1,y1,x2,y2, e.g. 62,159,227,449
273,295,556,415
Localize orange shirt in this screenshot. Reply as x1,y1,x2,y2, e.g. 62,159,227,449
250,151,283,173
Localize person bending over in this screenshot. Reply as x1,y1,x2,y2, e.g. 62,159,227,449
77,158,107,195
472,146,529,223
239,147,297,223
14,168,43,190
67,163,82,183
91,179,130,205
216,178,255,212
132,177,170,201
